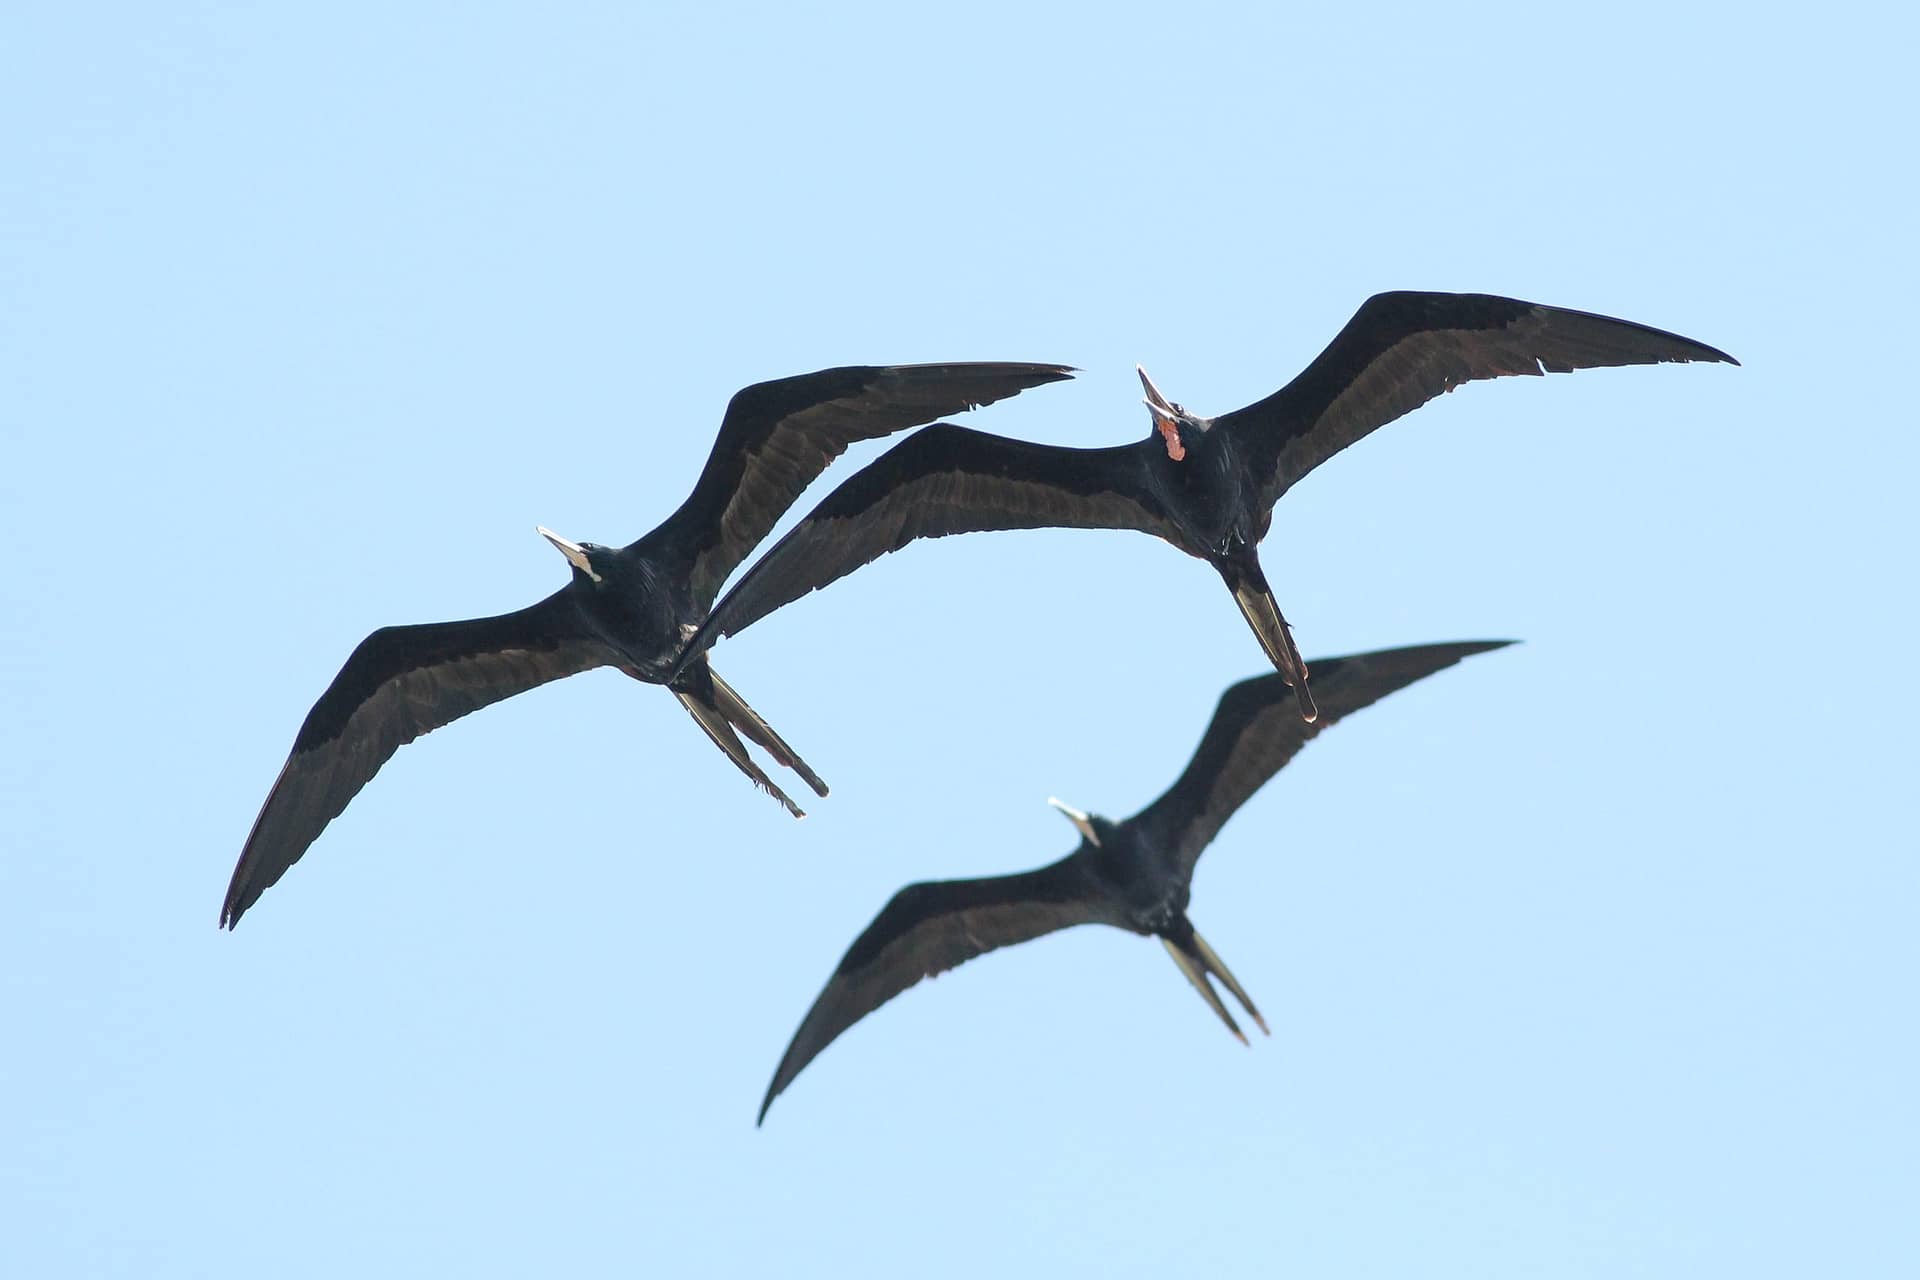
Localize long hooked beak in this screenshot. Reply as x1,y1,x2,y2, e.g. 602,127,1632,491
1161,926,1271,1045
1136,364,1179,419
1136,365,1187,462
1047,796,1101,847
536,525,600,581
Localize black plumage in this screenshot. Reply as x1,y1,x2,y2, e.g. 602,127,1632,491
758,638,1513,1123
682,293,1734,719
222,361,1072,928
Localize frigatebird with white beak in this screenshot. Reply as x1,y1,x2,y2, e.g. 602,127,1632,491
756,639,1513,1124
220,361,1072,928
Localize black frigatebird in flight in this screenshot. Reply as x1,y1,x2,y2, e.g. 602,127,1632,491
756,638,1513,1123
221,361,1073,928
679,293,1733,720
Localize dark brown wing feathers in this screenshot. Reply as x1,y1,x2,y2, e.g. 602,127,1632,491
1216,292,1736,506
697,425,1171,647
760,857,1098,1122
1133,640,1515,879
662,362,1074,612
222,591,608,927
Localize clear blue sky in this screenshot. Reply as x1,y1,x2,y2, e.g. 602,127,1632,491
4,4,1914,1276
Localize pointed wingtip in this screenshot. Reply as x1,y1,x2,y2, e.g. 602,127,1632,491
975,362,1077,391
1688,336,1739,367
757,1076,788,1126
1676,336,1739,367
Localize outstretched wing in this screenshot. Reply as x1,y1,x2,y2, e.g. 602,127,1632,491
689,425,1174,655
222,589,610,928
1215,292,1737,507
760,856,1100,1123
652,362,1074,612
1131,640,1516,881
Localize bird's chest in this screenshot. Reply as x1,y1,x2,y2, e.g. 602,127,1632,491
1094,844,1189,933
583,579,687,672
1151,442,1255,556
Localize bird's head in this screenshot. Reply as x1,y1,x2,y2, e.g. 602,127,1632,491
1137,365,1203,462
537,526,616,586
1048,796,1118,849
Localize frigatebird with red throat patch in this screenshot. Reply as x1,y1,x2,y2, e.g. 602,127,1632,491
679,292,1734,720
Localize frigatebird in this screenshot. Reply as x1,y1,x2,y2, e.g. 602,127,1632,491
679,292,1733,720
221,361,1072,928
757,638,1512,1123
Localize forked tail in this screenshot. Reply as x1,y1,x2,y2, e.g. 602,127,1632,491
1161,917,1270,1045
1226,564,1317,722
707,668,829,797
671,661,824,818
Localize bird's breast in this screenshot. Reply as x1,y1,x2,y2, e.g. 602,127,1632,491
1150,447,1245,555
581,586,686,673
1093,841,1188,934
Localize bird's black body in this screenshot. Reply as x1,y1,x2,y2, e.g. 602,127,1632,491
222,361,1073,928
757,638,1515,1123
682,292,1736,718
563,551,688,681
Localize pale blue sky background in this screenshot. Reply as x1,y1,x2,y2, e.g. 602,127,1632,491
4,3,1915,1276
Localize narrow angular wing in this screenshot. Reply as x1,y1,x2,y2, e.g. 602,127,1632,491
653,362,1074,612
222,590,609,927
690,425,1173,655
1215,292,1736,506
1131,640,1515,880
760,856,1099,1123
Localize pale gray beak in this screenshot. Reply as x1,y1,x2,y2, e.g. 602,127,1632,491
1047,796,1101,846
536,525,601,582
1136,364,1180,423
1137,365,1189,461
